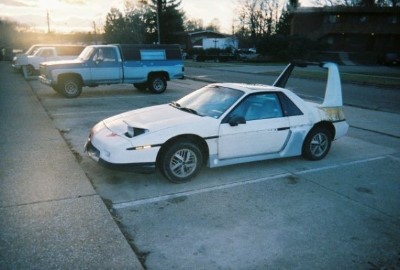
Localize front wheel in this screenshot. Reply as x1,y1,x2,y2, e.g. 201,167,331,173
302,127,332,160
58,77,82,98
26,65,36,76
148,76,167,94
159,141,203,183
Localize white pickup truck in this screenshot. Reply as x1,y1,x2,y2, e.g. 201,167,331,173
39,44,185,98
16,45,85,77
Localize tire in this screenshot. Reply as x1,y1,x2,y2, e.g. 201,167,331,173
159,141,203,183
58,77,82,98
148,76,167,94
302,127,332,161
133,83,148,91
26,65,36,76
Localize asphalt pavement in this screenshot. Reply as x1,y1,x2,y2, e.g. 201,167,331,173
1,60,399,269
0,62,144,269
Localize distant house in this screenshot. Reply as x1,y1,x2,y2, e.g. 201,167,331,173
181,30,229,50
291,7,400,61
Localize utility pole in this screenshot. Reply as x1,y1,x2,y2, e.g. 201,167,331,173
156,0,162,44
47,10,50,33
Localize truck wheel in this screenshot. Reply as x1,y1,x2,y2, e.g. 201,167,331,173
148,76,167,94
133,83,148,91
59,77,82,98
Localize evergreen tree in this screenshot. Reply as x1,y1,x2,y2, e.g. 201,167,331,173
145,0,185,44
104,8,127,43
275,0,299,36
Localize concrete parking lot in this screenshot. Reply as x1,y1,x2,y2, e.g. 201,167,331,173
2,62,400,269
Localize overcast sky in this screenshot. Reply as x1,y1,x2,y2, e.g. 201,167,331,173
0,0,309,34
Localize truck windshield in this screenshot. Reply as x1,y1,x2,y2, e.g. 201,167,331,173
79,47,95,61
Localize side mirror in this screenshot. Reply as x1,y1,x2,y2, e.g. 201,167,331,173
229,115,246,126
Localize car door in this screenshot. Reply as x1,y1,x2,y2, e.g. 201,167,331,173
89,47,122,84
218,92,290,160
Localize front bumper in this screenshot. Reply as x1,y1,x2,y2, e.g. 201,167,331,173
84,140,156,173
38,75,54,86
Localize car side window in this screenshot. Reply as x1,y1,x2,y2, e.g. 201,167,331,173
103,48,117,62
229,93,284,121
278,93,303,116
92,48,117,63
92,49,103,62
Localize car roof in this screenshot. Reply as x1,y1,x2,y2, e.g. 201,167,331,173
210,83,287,94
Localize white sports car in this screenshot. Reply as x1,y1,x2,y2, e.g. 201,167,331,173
85,62,349,183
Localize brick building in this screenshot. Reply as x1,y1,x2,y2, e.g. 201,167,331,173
291,7,400,61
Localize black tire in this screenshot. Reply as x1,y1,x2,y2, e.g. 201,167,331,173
302,127,332,161
133,83,148,91
26,65,36,76
159,141,203,183
148,76,167,94
58,77,82,98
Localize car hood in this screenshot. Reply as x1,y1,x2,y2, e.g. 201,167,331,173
41,58,83,67
103,104,205,135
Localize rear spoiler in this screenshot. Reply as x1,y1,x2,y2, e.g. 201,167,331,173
273,61,343,107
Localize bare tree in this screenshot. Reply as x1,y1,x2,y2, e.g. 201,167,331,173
236,0,283,41
312,0,398,6
206,18,221,32
184,18,204,31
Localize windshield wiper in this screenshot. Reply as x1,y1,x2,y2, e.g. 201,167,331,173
180,107,203,115
170,101,181,108
170,102,204,116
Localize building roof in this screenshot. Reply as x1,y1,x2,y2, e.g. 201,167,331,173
293,6,400,14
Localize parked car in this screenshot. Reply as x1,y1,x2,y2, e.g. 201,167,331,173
39,44,184,98
12,44,82,72
379,52,400,66
20,45,85,77
237,48,260,61
12,44,43,71
85,61,348,183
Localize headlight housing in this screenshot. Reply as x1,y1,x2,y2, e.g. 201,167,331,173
125,126,148,138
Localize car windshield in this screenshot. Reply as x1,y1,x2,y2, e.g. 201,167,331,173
173,85,244,118
78,47,95,61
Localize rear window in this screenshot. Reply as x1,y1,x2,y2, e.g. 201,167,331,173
140,50,166,60
120,45,182,61
278,92,303,116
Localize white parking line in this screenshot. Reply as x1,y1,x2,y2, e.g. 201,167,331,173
113,172,292,209
51,110,126,117
294,156,386,175
112,155,389,210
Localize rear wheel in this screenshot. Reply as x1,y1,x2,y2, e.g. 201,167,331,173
148,76,167,94
159,141,203,183
302,127,332,160
58,77,82,98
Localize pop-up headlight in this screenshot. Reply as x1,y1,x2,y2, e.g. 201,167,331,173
125,126,148,138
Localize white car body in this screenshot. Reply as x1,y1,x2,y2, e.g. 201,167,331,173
26,47,78,71
85,62,349,182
